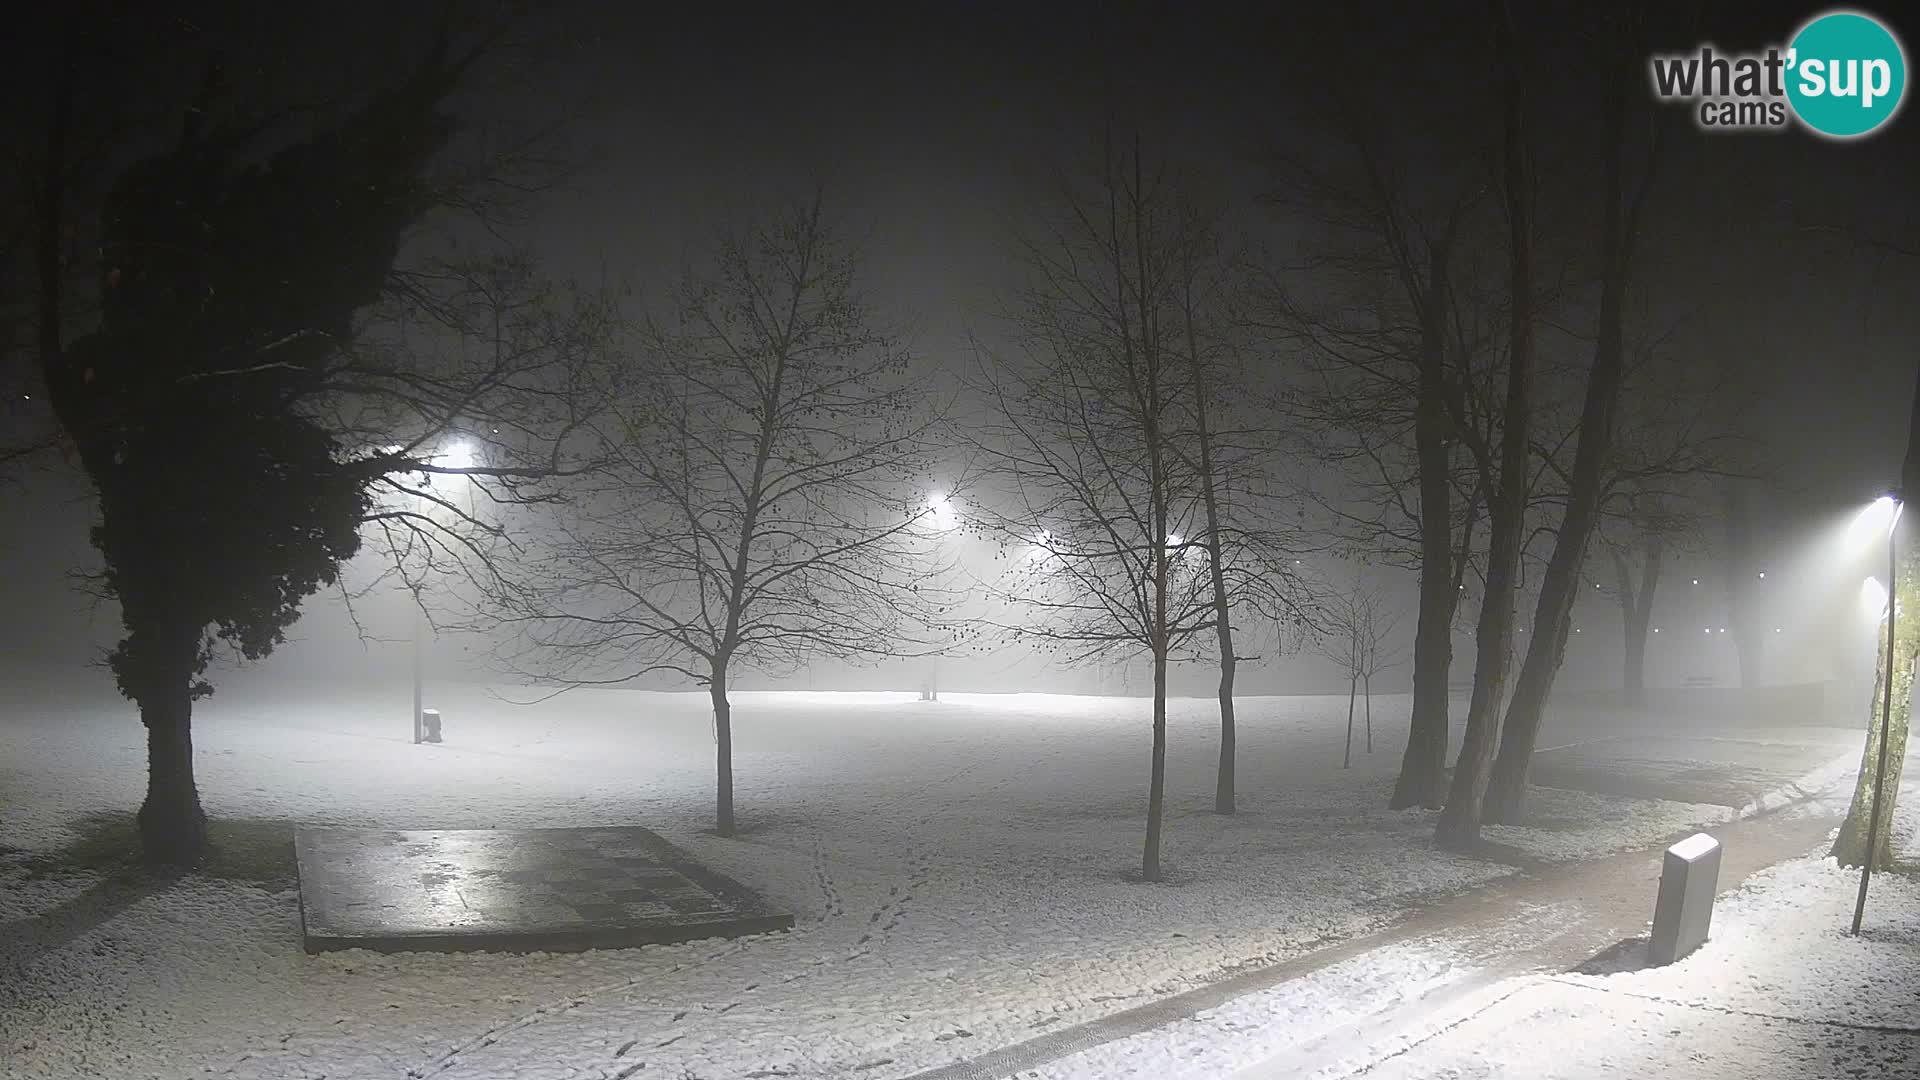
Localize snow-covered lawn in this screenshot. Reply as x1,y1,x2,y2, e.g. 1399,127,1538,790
1345,834,1920,1079
1030,779,1920,1080
0,685,1770,1079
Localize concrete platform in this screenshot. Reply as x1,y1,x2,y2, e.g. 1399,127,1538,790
293,825,792,954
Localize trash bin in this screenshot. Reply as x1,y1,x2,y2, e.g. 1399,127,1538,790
421,708,443,744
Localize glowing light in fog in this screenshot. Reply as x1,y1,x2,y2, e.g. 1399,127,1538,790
927,494,959,531
438,440,476,471
1847,496,1900,553
1861,576,1890,621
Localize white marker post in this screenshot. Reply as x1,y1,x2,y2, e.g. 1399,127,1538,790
1650,832,1721,965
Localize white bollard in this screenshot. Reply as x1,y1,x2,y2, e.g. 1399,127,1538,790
1649,832,1721,965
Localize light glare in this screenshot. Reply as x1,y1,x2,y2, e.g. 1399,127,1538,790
1846,496,1900,553
1861,576,1890,620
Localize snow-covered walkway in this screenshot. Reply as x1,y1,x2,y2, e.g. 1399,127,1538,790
1029,774,1920,1080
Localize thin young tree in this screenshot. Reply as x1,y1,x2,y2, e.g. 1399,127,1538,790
967,129,1216,883
495,196,945,837
1316,581,1398,769
1169,207,1310,814
1357,586,1404,755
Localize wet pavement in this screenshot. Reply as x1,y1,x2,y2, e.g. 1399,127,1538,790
294,825,792,953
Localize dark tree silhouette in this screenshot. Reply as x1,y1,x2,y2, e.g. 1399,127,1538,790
30,20,533,864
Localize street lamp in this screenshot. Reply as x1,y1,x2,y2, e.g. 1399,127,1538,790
407,437,478,743
920,492,961,700
1852,491,1903,935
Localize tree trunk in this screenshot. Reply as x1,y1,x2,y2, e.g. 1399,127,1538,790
1484,18,1646,826
709,664,736,837
1215,655,1237,813
1623,602,1649,708
1725,481,1762,689
1364,674,1374,753
1391,242,1457,811
1617,539,1661,709
1833,581,1916,868
136,676,208,866
1145,645,1168,882
1436,0,1533,849
1345,674,1357,769
1184,299,1238,816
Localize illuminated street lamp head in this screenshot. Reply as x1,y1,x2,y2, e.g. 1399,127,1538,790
1846,494,1901,553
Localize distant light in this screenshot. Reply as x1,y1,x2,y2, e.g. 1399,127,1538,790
1774,627,1782,633
928,493,959,531
1653,627,1661,633
1692,579,1700,585
1757,571,1766,580
1704,628,1712,634
1574,628,1582,633
438,439,476,471
1593,582,1601,589
1861,576,1890,620
1719,627,1727,634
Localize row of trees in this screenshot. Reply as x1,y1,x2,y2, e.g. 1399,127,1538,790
5,4,1906,881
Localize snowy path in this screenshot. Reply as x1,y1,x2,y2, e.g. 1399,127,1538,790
0,687,1820,1079
1022,778,1918,1080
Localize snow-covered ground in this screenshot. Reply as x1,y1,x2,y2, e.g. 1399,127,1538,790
0,685,1796,1079
1035,774,1920,1080
1347,820,1920,1079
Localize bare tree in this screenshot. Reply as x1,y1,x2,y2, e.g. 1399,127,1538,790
966,130,1217,883
1246,16,1502,810
1169,206,1312,814
1482,8,1666,826
1316,580,1401,769
493,196,946,837
1435,0,1537,847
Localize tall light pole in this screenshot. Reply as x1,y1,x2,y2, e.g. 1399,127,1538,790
412,605,426,744
1852,494,1903,934
407,437,475,745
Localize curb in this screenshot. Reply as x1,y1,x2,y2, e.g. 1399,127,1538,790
1734,749,1860,820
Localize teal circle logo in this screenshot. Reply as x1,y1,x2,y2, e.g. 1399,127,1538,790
1786,11,1907,138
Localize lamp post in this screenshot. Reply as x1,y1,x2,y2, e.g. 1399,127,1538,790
1852,492,1903,935
407,437,476,745
922,492,959,701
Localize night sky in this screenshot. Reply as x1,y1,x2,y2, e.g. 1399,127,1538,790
3,0,1917,693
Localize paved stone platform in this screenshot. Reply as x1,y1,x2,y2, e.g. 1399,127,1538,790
294,825,792,954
